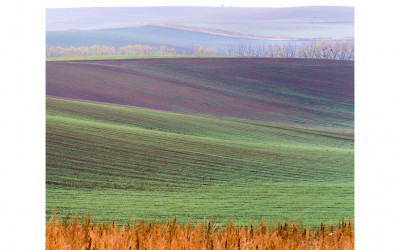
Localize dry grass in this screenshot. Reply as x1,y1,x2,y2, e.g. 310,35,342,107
46,211,354,249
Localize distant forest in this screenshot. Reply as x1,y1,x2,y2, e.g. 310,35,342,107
46,40,354,60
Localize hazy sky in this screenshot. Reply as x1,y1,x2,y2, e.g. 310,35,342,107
45,0,354,8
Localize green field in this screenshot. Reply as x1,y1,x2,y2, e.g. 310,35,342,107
46,97,353,227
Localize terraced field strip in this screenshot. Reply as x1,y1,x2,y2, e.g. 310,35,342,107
46,98,353,226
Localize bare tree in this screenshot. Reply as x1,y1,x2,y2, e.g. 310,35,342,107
46,40,354,60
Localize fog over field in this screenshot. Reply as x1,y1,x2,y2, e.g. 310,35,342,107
47,6,354,31
46,6,353,56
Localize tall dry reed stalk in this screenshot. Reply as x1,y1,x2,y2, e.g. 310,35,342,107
46,211,354,249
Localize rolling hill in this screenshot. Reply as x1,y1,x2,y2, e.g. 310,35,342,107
46,57,354,227
46,57,354,136
46,97,353,227
46,26,282,55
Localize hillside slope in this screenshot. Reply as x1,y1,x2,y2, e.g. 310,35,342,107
47,58,354,135
46,98,353,226
46,26,280,54
46,24,353,55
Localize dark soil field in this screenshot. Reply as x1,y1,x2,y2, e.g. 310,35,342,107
46,58,354,136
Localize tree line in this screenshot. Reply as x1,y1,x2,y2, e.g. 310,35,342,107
223,40,354,60
46,44,176,57
46,40,354,60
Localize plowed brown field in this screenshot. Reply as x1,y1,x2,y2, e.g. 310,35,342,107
47,58,353,135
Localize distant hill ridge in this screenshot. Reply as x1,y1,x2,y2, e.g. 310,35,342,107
46,6,354,31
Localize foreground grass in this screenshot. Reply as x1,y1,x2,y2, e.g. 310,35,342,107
47,184,353,229
46,212,354,249
46,98,353,227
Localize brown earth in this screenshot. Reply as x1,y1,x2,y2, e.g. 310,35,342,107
46,57,354,135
